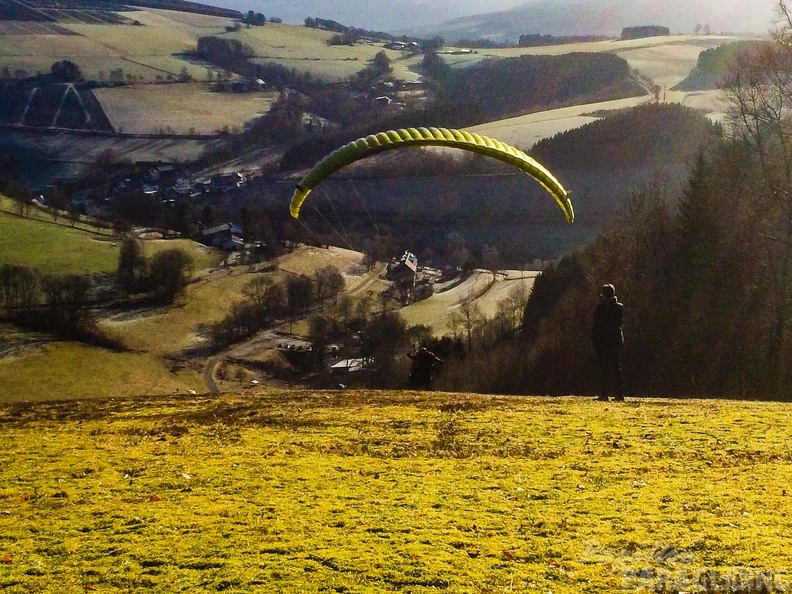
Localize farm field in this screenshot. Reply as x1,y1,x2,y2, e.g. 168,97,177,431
1,390,791,593
229,21,423,83
468,96,649,149
0,209,119,276
0,342,202,402
0,198,220,276
0,10,418,85
400,271,537,337
95,83,276,135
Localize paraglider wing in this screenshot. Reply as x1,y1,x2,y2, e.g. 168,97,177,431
289,127,574,223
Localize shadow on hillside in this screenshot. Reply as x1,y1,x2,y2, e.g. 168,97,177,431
0,390,506,428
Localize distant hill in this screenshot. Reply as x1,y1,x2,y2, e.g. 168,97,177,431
203,0,528,31
531,102,714,171
437,52,645,120
280,52,646,171
282,103,717,265
673,40,772,91
408,0,775,42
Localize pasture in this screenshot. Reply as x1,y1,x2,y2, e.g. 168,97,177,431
0,342,202,402
0,199,220,276
95,84,276,135
0,208,119,276
230,22,423,83
0,10,419,86
0,391,790,593
101,264,268,357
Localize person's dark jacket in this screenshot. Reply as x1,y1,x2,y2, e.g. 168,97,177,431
592,297,623,352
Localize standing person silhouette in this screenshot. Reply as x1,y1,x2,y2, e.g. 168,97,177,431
592,284,624,402
407,346,443,390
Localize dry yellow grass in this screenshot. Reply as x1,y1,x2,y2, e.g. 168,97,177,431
2,391,792,592
231,21,423,82
65,11,207,57
275,245,367,281
0,342,202,401
400,271,537,336
101,266,261,356
95,84,276,135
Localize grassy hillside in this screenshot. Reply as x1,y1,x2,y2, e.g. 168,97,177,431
0,199,220,275
0,199,224,399
0,342,202,401
227,22,422,83
0,9,230,83
102,264,272,356
531,102,715,170
673,40,770,91
0,12,415,85
0,209,119,276
0,390,790,592
437,52,646,122
94,83,277,135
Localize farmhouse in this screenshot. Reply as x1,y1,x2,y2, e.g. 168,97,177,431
199,223,243,251
211,172,245,191
388,251,418,303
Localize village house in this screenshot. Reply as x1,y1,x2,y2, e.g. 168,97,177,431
387,251,418,303
198,222,244,251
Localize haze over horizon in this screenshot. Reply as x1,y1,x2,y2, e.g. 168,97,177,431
210,0,776,36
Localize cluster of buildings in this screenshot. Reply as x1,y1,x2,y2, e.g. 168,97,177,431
386,251,446,304
64,165,257,213
131,167,252,201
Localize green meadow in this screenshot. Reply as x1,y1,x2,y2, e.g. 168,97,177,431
1,391,791,593
0,209,119,276
0,199,219,278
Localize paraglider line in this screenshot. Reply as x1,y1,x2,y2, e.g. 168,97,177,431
349,179,382,241
320,186,355,250
305,197,356,251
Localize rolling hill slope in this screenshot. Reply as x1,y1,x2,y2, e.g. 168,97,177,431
410,0,775,42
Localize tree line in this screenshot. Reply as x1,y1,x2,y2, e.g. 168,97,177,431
0,236,194,349
423,9,792,399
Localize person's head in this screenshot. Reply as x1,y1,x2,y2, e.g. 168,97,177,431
600,284,616,300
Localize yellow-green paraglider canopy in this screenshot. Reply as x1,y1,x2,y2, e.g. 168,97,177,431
289,126,574,223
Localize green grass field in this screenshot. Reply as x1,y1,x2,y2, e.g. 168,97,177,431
0,200,221,276
0,342,203,401
0,200,224,398
0,209,119,276
0,391,790,593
